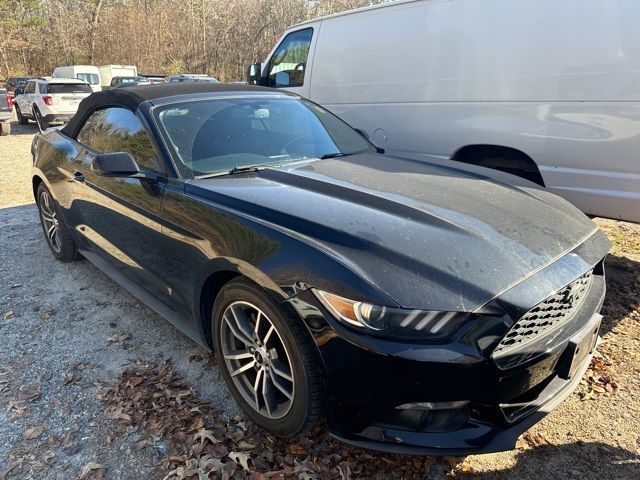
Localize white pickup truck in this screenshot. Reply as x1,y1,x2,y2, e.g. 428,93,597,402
0,88,12,135
14,78,92,130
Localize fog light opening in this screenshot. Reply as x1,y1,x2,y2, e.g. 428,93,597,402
395,400,470,411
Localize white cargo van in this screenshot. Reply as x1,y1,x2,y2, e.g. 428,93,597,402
52,65,102,92
248,0,640,223
98,65,138,88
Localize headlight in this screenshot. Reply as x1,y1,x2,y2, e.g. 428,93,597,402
313,289,470,340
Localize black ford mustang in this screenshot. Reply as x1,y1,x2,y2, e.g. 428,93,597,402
31,83,610,455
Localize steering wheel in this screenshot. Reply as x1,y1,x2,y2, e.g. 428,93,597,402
282,136,313,156
294,62,306,71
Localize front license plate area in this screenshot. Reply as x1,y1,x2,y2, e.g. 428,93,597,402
558,316,601,380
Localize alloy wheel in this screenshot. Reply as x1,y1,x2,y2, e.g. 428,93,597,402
220,301,295,419
39,190,61,253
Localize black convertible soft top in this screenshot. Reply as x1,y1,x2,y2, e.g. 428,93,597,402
62,83,279,138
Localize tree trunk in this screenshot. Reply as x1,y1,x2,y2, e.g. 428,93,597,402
88,0,105,64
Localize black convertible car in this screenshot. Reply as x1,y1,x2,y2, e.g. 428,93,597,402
31,83,610,455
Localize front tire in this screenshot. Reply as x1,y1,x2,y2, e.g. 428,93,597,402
212,278,322,436
37,183,80,262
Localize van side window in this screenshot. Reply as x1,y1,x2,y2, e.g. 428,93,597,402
267,28,313,88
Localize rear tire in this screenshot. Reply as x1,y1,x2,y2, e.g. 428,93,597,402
0,121,9,136
34,107,49,131
212,278,322,437
16,106,28,125
36,183,80,262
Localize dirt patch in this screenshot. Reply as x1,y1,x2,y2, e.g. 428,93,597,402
0,122,638,479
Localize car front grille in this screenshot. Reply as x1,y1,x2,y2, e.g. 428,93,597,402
492,271,593,367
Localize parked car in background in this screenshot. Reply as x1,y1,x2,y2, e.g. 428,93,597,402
109,76,148,87
113,80,151,88
139,74,167,84
248,0,640,223
167,74,219,83
4,76,34,98
31,83,610,455
99,65,138,88
53,65,102,92
15,78,92,130
0,88,13,135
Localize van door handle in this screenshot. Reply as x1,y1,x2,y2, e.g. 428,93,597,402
72,170,85,182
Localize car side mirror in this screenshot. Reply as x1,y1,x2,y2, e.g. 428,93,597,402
274,71,290,87
246,62,265,86
91,152,141,177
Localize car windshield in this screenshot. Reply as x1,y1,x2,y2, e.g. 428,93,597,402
155,97,373,178
76,73,100,85
47,83,93,94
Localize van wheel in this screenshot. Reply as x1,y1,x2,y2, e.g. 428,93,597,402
0,121,9,136
16,106,28,125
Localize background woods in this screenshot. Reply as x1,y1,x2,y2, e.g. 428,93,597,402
0,0,386,81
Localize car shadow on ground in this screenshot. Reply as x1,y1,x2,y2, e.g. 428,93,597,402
6,119,39,136
463,442,640,479
600,253,640,336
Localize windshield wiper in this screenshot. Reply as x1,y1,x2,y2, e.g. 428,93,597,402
319,152,345,159
194,165,264,180
228,165,264,174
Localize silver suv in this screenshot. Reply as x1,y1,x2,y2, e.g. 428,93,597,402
14,77,92,130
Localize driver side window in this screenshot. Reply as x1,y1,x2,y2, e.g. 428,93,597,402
76,107,163,173
267,28,313,88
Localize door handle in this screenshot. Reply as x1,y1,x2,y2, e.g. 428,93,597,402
72,170,85,182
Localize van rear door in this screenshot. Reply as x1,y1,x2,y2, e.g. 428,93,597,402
47,83,92,113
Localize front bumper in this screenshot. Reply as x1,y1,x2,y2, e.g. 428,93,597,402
285,244,607,455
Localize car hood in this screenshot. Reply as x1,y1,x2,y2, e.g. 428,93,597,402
189,154,607,311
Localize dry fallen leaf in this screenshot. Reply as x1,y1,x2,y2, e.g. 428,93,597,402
22,426,44,440
229,451,252,471
106,333,130,345
80,462,106,479
3,310,14,320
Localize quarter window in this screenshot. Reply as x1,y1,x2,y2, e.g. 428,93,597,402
76,107,162,172
267,28,313,88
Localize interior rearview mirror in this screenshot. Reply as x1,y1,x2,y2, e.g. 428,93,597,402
91,152,140,177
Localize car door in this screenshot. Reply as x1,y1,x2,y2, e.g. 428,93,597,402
16,80,34,115
70,106,170,301
265,26,317,98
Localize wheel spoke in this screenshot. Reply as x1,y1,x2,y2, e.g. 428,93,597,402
230,359,256,377
262,370,278,416
40,209,55,222
47,224,57,242
224,349,253,361
230,305,257,343
269,367,293,400
223,311,254,346
270,359,293,382
254,311,262,340
252,368,263,410
263,325,275,345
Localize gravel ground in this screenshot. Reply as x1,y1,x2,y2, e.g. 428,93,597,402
0,121,638,479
